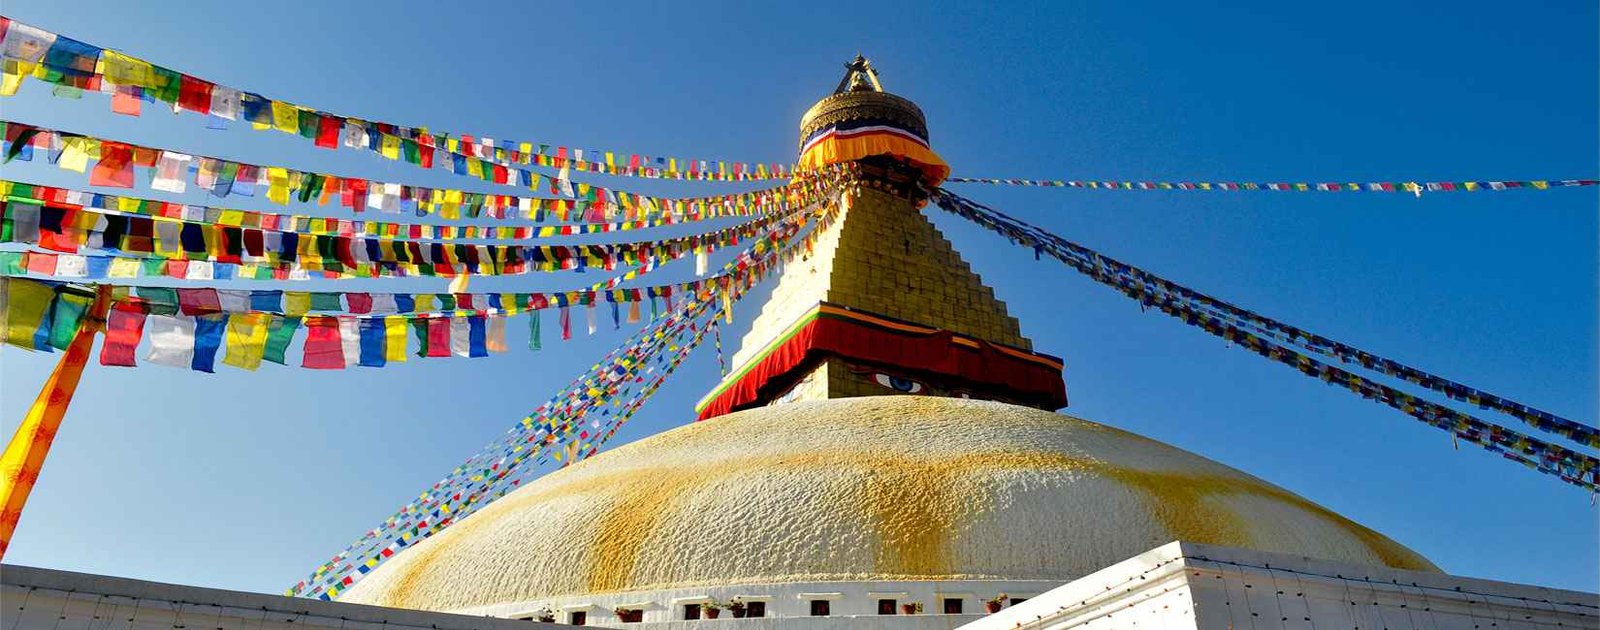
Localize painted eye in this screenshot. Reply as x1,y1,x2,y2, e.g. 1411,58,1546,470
873,373,924,393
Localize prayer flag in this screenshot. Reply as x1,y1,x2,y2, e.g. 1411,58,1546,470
528,309,541,351
100,305,146,366
88,140,135,188
263,315,301,365
425,317,450,357
151,151,192,193
192,314,226,373
340,317,360,368
358,318,386,367
383,316,408,362
46,289,91,350
2,277,54,350
221,312,269,371
301,316,345,369
145,314,196,369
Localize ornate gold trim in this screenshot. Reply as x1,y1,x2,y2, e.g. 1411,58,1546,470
799,91,929,150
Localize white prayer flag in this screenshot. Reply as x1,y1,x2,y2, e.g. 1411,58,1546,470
151,151,193,193
450,316,471,357
146,315,196,368
340,317,360,368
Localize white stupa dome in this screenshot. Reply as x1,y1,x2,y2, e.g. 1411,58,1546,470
339,396,1434,614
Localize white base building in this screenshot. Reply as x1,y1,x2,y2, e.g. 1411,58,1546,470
967,541,1597,630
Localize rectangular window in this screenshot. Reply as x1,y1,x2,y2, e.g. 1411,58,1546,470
683,603,701,620
1009,597,1028,605
568,611,587,625
943,598,964,614
877,599,897,615
810,600,831,616
747,601,767,617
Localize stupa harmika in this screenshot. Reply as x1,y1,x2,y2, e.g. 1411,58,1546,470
337,58,1436,626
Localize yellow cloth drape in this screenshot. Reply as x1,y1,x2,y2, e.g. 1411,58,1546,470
798,131,949,186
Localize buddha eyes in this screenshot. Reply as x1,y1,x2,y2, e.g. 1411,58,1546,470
873,373,924,393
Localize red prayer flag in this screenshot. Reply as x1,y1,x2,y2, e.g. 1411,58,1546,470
315,115,340,149
111,87,142,116
177,75,214,115
88,141,136,188
176,288,221,315
344,293,373,314
24,252,57,275
99,306,147,367
425,317,450,357
301,317,346,369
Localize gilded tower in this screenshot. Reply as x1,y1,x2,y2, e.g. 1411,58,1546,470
696,58,1067,418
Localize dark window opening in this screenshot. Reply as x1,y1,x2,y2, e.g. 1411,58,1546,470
746,601,767,617
878,599,898,615
568,611,587,625
1010,597,1029,605
810,600,831,616
943,598,964,614
683,603,701,620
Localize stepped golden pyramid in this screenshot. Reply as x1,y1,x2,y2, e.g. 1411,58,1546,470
339,58,1433,626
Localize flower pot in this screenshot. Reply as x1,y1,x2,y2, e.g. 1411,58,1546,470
901,604,918,615
985,602,1003,613
705,608,721,619
730,607,746,618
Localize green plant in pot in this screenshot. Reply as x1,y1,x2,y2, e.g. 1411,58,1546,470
985,593,1008,613
533,606,556,623
703,599,723,619
901,601,923,615
727,597,747,618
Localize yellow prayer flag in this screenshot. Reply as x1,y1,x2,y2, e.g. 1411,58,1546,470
414,294,436,312
283,292,311,316
266,167,291,205
56,137,92,173
221,312,270,371
270,101,300,134
466,158,484,178
108,257,140,278
98,50,156,87
1,63,30,97
384,316,408,362
1531,181,1549,190
1,278,54,349
380,134,401,160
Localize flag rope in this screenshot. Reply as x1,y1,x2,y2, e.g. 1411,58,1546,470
931,188,1598,492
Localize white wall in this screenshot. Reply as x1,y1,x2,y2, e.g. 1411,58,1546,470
452,578,1062,627
962,541,1599,630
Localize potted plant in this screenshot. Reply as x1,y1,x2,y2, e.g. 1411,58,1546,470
703,599,723,619
727,597,747,618
985,594,1008,614
901,601,923,615
533,606,556,623
613,607,643,623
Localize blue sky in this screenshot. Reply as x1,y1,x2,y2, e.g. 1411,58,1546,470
1,0,1595,594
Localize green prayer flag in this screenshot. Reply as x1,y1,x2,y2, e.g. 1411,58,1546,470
263,315,302,365
150,66,182,104
411,317,430,357
0,252,26,275
436,293,456,311
48,291,92,350
528,310,541,351
141,258,165,277
310,292,343,311
136,287,178,315
297,109,320,140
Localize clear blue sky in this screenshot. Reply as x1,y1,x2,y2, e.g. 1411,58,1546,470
2,0,1595,594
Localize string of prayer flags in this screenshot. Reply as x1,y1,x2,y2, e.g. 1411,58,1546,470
1,122,820,224
287,187,842,600
1,197,802,281
945,177,1599,196
0,17,793,187
931,188,1599,491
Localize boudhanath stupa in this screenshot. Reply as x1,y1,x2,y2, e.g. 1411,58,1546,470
2,58,1592,630
329,58,1443,626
